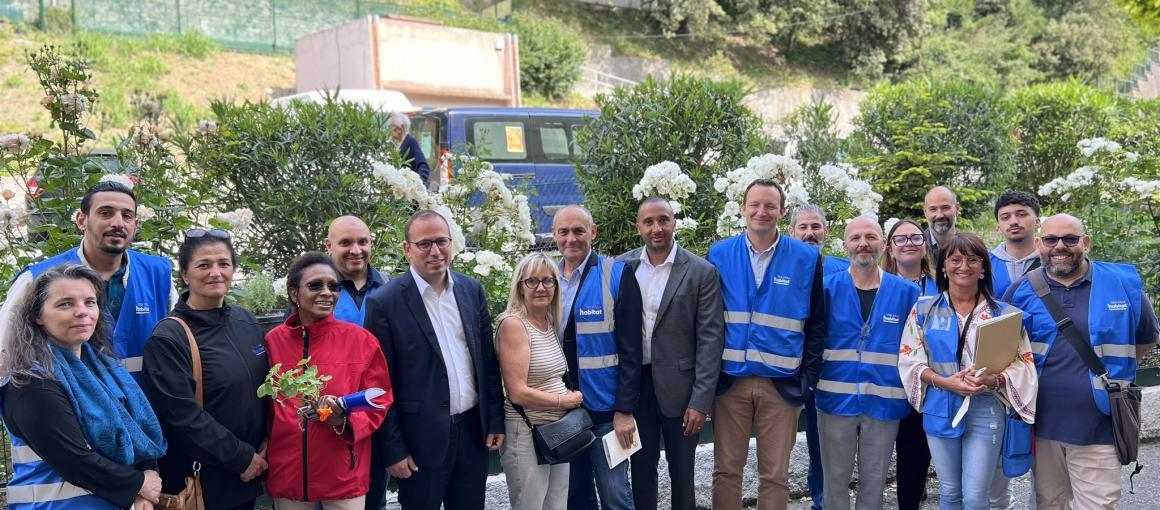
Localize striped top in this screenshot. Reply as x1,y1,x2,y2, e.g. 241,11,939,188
500,314,570,424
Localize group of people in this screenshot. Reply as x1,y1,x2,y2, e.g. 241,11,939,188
0,176,1154,510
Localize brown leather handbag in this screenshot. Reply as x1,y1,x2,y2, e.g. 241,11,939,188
156,317,206,510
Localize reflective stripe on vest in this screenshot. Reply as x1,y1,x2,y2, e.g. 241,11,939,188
575,256,622,412
723,311,805,332
3,431,118,509
720,348,802,370
816,379,908,400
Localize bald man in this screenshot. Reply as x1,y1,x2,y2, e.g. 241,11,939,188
325,216,388,327
1003,214,1158,510
816,216,919,510
923,186,961,261
553,205,643,510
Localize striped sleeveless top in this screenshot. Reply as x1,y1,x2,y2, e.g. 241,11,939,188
500,314,570,424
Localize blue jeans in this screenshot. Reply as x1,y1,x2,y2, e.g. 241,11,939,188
568,420,635,510
926,393,1006,510
805,394,824,510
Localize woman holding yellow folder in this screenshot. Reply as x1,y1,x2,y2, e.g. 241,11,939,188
897,233,1038,510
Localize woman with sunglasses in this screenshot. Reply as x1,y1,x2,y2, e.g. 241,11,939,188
897,233,1038,510
881,219,937,510
264,251,392,509
141,229,270,510
496,252,583,510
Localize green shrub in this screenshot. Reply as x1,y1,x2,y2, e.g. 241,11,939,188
851,78,1015,220
229,273,286,315
1009,81,1122,199
187,96,406,273
576,74,770,256
511,13,588,100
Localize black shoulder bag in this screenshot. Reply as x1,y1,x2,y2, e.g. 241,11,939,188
1027,269,1143,482
510,324,595,465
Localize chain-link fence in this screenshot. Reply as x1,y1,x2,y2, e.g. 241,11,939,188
3,0,481,53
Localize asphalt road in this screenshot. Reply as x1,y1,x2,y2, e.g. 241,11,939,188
785,440,1160,509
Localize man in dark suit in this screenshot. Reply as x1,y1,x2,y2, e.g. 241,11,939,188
388,112,431,187
618,198,724,510
553,205,643,510
363,209,504,510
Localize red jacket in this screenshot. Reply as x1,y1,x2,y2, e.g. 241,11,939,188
264,314,392,501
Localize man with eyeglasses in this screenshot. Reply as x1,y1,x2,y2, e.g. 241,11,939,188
363,209,505,510
553,204,643,510
617,197,723,510
324,215,388,328
0,181,177,376
1003,214,1158,509
923,186,961,262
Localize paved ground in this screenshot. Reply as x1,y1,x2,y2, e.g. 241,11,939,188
782,441,1159,509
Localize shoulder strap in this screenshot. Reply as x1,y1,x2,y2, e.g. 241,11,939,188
1026,269,1109,381
165,316,203,407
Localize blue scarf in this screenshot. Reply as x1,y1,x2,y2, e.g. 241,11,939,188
50,343,167,465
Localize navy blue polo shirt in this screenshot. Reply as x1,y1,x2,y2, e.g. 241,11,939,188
1019,266,1159,445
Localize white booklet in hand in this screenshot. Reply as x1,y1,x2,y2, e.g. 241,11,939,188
602,424,642,469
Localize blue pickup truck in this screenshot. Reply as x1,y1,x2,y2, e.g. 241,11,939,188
409,107,598,239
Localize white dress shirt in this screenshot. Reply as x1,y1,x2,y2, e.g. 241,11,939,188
745,233,781,287
410,266,478,415
635,244,677,365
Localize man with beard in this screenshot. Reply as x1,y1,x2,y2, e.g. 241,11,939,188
923,186,961,262
618,197,724,510
989,191,1042,298
0,181,177,375
816,216,919,510
324,215,388,327
1004,214,1158,509
790,204,850,276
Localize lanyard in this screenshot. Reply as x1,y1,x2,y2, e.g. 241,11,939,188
949,291,980,365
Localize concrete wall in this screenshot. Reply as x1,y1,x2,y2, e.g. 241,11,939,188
295,16,521,108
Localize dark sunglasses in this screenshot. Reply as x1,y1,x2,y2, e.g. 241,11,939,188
1040,235,1083,248
186,228,231,240
304,281,342,293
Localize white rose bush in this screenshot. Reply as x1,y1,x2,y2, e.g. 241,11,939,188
633,161,700,239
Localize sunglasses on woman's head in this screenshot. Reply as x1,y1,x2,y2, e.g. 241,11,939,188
185,228,231,240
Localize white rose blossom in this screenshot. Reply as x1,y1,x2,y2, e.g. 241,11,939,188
215,208,254,232
883,217,901,235
633,161,696,200
0,205,25,230
1122,178,1160,200
272,276,288,298
136,206,157,223
59,93,87,114
196,120,219,135
470,250,511,277
0,133,32,155
1039,166,1098,197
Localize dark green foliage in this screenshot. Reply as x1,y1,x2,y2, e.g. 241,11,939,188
187,96,405,273
851,78,1014,219
1033,4,1132,81
830,0,929,83
784,96,845,202
1009,81,1122,196
510,13,588,99
575,74,769,256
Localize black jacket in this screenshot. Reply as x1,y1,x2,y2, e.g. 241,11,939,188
141,295,269,508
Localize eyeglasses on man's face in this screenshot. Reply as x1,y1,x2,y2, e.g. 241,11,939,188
522,277,557,290
407,237,452,251
1040,234,1083,248
892,234,925,247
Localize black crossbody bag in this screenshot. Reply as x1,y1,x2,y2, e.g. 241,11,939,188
511,363,595,465
1027,269,1143,480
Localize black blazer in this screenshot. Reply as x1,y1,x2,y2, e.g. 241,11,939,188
560,252,644,418
364,270,504,467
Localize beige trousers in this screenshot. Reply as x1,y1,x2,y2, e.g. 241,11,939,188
274,496,366,510
1033,437,1122,510
712,376,802,510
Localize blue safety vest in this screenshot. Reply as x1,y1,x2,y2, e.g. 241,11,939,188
989,252,1014,298
914,293,1021,438
25,249,171,375
573,255,625,412
917,274,938,298
823,255,850,276
0,425,121,510
1006,262,1143,415
333,267,384,326
708,235,818,378
817,270,919,421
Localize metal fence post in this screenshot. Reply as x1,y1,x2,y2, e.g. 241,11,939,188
38,0,44,31
271,0,277,52
70,0,76,32
176,0,182,34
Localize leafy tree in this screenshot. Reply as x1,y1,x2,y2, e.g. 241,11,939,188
649,0,727,36
1033,3,1131,81
829,0,931,82
723,0,837,53
850,77,1015,219
576,74,770,256
914,0,1045,89
784,95,845,193
510,13,589,100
